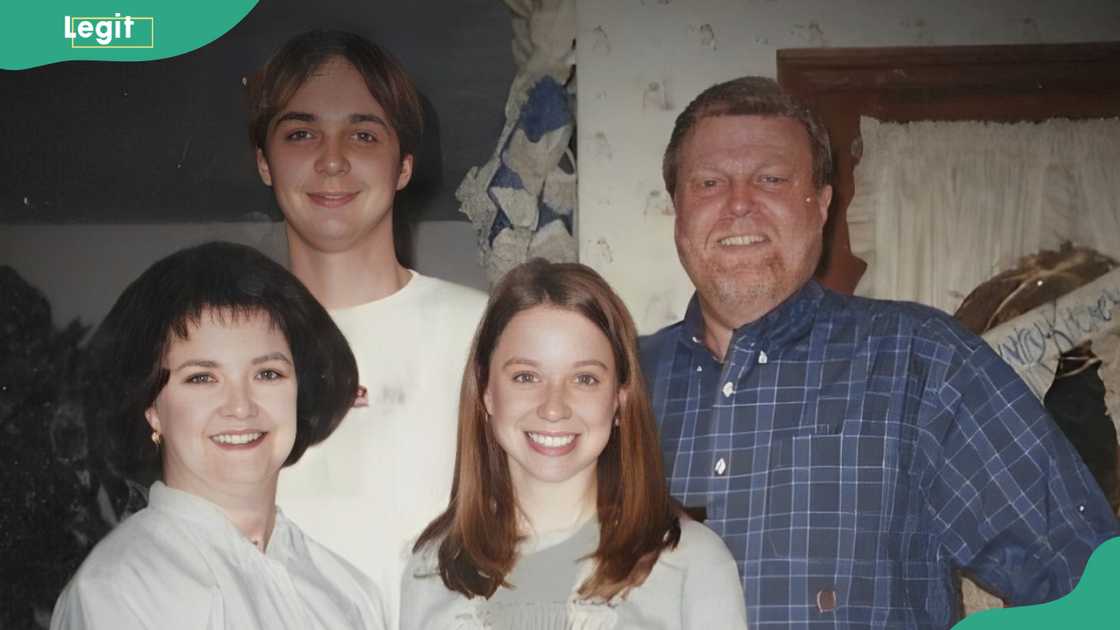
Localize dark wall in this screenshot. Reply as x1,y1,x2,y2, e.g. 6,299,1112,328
0,0,514,224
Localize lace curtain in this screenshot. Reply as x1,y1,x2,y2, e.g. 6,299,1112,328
848,116,1120,313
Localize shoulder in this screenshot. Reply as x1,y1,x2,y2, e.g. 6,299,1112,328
641,519,737,577
399,543,476,630
403,539,443,580
671,522,749,630
638,320,685,372
410,274,488,314
669,519,738,567
53,509,216,626
77,510,155,570
639,320,684,354
823,290,988,358
74,508,207,581
619,520,746,628
825,292,1026,417
406,275,488,346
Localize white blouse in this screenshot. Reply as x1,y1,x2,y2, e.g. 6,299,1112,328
51,482,385,630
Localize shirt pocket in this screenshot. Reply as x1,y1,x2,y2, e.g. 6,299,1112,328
763,433,894,560
761,432,932,620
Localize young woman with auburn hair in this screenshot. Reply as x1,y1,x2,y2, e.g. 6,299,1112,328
401,259,747,629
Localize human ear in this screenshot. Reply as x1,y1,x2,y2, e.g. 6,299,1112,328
255,147,273,187
615,386,629,421
396,153,414,191
816,184,833,225
144,405,162,434
482,385,494,417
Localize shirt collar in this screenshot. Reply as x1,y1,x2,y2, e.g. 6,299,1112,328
147,481,297,562
681,280,826,354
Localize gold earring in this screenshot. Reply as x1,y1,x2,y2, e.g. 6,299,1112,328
151,431,162,447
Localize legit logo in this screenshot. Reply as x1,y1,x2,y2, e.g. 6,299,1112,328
64,14,154,48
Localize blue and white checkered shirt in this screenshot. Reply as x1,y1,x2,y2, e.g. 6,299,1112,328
640,280,1118,629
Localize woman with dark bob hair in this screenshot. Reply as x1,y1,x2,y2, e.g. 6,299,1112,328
52,242,385,629
401,260,747,629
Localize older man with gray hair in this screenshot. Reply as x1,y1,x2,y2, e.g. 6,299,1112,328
640,76,1118,629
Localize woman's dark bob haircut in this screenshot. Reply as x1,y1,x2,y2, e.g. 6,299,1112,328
88,241,357,483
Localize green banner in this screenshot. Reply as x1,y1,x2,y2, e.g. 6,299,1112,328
1,1,258,70
954,536,1120,629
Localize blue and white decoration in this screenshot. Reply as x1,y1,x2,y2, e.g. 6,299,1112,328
457,0,577,285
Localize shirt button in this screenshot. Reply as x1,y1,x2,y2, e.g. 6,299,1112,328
1078,504,1086,513
714,458,727,475
722,381,734,397
696,365,702,372
816,588,837,613
758,350,768,364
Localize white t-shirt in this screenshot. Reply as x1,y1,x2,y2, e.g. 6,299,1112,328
277,271,487,630
51,482,384,630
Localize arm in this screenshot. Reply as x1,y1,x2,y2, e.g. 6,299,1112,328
680,522,750,630
920,336,1118,604
399,546,454,630
50,543,219,630
50,574,148,630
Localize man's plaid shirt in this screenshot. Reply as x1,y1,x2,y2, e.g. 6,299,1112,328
639,280,1118,629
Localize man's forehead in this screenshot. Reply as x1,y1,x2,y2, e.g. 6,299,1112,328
270,61,389,127
696,113,807,137
284,58,381,106
309,55,357,78
683,115,811,159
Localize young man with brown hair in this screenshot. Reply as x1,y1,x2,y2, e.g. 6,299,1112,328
248,30,486,630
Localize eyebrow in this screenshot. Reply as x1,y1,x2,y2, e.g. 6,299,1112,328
273,111,390,128
273,112,315,125
172,353,291,372
350,113,389,127
253,352,293,366
500,358,609,370
172,359,218,372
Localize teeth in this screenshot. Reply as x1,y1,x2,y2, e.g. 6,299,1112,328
718,235,766,246
527,432,576,448
211,432,263,445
